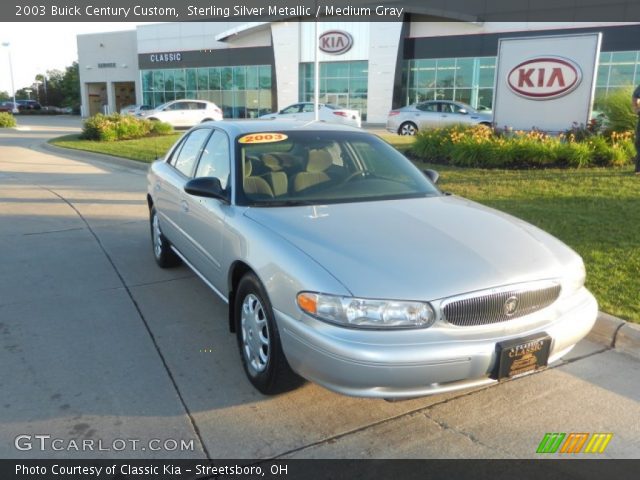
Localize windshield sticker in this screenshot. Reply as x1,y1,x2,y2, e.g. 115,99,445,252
238,133,288,144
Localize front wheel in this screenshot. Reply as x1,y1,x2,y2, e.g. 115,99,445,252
235,273,301,394
398,121,418,136
150,207,181,268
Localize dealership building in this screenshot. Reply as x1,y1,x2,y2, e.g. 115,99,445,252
77,20,640,123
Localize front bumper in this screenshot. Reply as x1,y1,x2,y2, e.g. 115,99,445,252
276,288,598,398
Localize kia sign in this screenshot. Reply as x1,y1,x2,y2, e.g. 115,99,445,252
493,33,601,132
319,30,353,55
507,57,582,100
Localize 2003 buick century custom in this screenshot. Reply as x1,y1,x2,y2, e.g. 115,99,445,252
146,120,597,398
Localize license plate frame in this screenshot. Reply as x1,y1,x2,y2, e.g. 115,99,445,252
494,333,552,380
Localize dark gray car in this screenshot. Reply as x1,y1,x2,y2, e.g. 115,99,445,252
387,100,493,135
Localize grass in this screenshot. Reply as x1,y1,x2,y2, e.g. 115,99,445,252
50,133,182,163
49,131,639,323
413,160,640,323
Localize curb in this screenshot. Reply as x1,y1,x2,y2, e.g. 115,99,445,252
588,312,639,359
40,141,151,172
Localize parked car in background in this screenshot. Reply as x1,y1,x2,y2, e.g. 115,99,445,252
16,100,42,111
261,102,362,128
387,100,493,135
120,104,153,116
0,101,18,113
146,120,597,398
138,99,223,127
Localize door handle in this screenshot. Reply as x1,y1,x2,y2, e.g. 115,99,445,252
181,200,189,213
154,182,161,192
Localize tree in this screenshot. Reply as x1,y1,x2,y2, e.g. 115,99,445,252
0,91,9,102
60,62,80,109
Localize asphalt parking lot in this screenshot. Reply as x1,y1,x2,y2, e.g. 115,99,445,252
1,116,639,460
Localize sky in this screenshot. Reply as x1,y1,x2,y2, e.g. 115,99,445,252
0,23,152,99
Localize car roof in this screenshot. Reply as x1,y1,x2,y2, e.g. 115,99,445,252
199,119,363,136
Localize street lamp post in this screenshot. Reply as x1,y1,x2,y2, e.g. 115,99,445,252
1,42,18,113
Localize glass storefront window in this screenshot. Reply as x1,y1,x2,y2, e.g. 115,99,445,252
186,70,197,91
174,70,185,92
141,64,273,119
197,69,209,91
234,66,246,90
299,60,369,120
259,66,272,89
455,59,474,88
209,68,221,90
153,71,164,91
221,68,233,90
404,50,640,110
246,66,258,90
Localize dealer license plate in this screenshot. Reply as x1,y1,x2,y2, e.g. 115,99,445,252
494,333,552,380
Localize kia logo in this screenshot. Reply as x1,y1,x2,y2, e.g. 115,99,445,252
507,57,582,100
319,30,353,55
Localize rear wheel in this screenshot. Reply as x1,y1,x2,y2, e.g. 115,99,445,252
150,207,181,268
235,272,301,394
399,121,418,136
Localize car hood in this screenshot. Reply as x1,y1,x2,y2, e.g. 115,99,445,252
244,196,577,300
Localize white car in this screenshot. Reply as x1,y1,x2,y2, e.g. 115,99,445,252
261,102,361,128
139,99,223,127
120,104,153,116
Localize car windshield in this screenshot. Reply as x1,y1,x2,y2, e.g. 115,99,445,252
236,131,440,206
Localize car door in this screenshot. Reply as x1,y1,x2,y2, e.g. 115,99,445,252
158,128,212,257
414,102,440,129
297,103,316,121
186,101,207,126
157,102,182,126
439,102,471,126
278,104,302,120
181,129,231,290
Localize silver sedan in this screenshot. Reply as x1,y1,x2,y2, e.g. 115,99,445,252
387,100,493,135
147,120,596,398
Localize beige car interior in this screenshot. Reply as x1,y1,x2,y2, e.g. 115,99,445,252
242,147,339,198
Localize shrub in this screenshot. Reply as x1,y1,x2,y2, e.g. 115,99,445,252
410,124,635,169
0,112,16,128
81,113,173,141
599,87,638,133
150,120,174,136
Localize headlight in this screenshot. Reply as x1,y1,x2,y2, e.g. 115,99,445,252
297,292,435,329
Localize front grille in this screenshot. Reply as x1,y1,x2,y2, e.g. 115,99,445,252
442,282,562,327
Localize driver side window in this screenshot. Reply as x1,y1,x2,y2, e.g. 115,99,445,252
281,104,300,114
195,130,230,189
169,129,211,177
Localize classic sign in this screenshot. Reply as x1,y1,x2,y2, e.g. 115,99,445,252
319,30,353,55
507,56,582,100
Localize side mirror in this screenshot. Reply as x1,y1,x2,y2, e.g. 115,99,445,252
184,177,228,201
458,109,468,115
423,169,439,184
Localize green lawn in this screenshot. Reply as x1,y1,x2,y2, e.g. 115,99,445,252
50,133,182,162
49,132,639,323
414,161,640,323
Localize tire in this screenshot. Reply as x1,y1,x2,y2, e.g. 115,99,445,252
235,272,301,394
149,206,181,268
398,121,418,136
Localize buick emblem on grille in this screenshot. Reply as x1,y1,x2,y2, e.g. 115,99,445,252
503,296,519,316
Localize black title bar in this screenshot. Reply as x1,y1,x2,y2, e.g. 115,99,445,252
3,0,640,22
